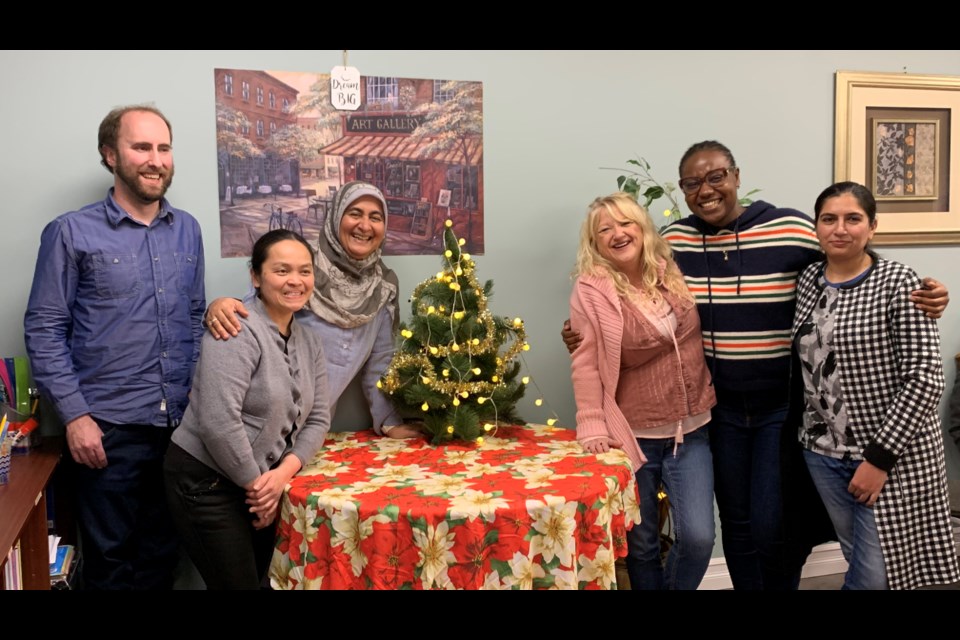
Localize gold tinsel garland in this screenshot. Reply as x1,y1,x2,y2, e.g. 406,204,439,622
379,226,529,408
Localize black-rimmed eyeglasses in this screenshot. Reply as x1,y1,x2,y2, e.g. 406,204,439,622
678,167,735,195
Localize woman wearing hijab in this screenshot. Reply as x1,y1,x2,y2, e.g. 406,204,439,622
206,181,417,438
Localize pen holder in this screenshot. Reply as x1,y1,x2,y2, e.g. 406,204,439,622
1,402,39,457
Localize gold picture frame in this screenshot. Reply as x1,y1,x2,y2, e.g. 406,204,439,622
835,71,960,245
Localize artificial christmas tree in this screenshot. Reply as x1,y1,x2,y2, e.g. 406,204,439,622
379,220,529,443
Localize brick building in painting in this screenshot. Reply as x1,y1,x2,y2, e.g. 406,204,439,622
319,77,484,253
215,69,299,199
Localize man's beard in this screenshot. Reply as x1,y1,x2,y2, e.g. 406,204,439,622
115,157,174,204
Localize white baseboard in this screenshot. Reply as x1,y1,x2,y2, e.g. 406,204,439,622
698,542,848,590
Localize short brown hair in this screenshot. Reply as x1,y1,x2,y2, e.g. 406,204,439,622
98,104,172,174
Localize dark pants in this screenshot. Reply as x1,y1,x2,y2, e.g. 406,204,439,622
710,390,802,590
73,422,178,590
163,443,275,590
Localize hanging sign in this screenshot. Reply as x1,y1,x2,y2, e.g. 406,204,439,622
330,65,361,111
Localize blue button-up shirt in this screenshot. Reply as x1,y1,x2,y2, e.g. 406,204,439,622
24,190,206,427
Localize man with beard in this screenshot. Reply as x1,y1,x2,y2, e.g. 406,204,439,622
24,105,205,589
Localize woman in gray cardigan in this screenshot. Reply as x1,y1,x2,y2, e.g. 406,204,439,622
164,229,330,590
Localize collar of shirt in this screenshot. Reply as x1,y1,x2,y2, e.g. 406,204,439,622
105,188,175,228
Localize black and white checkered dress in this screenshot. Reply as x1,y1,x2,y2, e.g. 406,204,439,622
793,258,959,590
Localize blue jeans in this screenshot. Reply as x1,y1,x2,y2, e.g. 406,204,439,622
710,394,801,590
626,427,715,590
802,451,888,590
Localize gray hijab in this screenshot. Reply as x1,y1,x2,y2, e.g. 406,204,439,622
308,181,399,330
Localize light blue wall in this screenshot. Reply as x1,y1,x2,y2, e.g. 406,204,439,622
3,50,958,495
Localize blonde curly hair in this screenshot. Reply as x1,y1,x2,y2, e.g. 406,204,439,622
575,192,692,305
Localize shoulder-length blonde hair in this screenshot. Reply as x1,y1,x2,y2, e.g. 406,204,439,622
575,192,692,304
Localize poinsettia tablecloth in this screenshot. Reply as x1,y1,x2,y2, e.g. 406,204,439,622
269,424,640,590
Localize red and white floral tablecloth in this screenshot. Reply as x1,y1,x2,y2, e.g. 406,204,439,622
269,423,640,590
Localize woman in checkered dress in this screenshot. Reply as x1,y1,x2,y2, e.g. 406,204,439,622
792,181,959,590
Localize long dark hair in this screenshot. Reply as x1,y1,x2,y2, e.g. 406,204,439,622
813,181,880,259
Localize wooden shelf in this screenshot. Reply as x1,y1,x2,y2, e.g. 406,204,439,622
0,439,62,590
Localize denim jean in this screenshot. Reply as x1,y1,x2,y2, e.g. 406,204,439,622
72,422,178,590
164,443,276,590
626,427,715,590
802,450,888,590
710,394,801,590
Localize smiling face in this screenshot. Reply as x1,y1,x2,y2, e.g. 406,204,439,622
678,149,743,228
104,110,175,208
339,195,386,260
595,208,643,276
815,192,877,263
251,239,315,329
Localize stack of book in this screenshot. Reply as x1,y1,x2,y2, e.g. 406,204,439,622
49,544,78,590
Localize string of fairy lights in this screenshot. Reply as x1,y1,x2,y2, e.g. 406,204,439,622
378,220,561,443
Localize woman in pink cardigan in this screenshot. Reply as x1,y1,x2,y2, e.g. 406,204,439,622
570,192,716,590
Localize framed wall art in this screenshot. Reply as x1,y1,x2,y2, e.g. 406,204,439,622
835,71,960,245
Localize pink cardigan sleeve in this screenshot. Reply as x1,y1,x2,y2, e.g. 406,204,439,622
570,279,614,442
570,277,646,471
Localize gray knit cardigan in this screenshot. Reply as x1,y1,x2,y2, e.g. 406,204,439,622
171,296,331,487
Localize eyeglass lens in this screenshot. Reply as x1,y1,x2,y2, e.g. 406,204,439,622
679,167,732,194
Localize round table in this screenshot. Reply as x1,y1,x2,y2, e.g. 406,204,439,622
269,423,640,590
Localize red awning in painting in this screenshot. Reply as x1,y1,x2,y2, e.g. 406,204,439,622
320,134,482,165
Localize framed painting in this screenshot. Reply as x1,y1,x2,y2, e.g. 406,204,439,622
835,71,960,245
